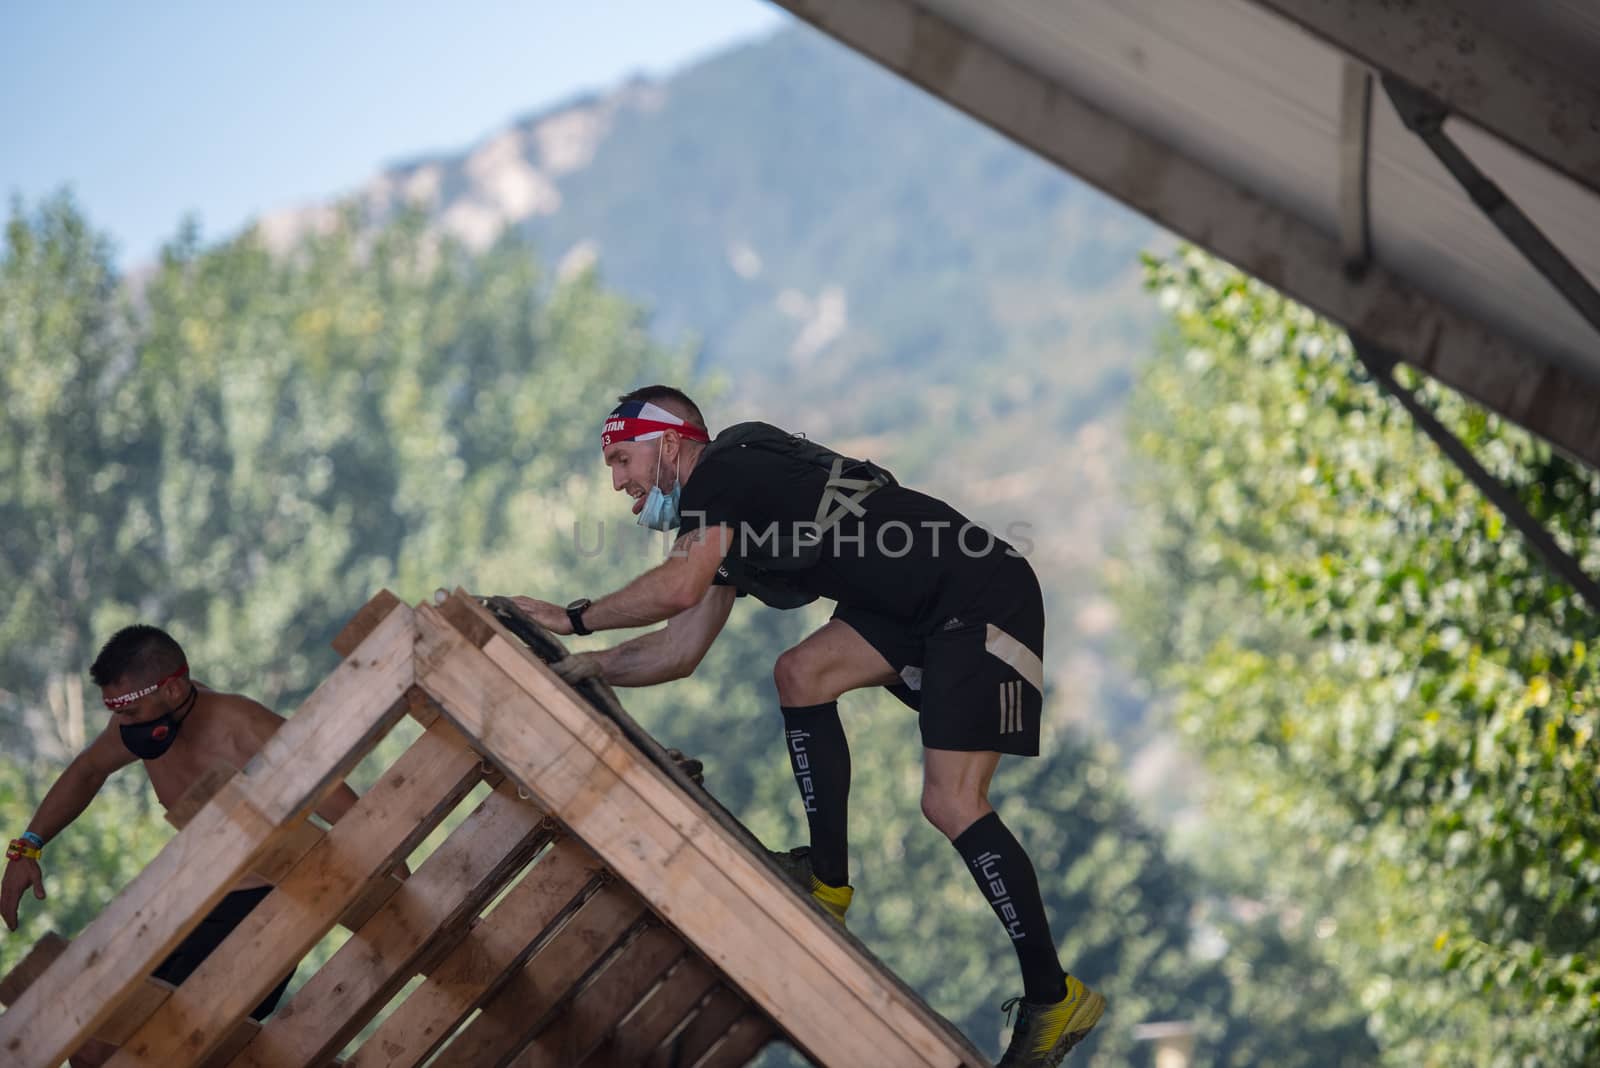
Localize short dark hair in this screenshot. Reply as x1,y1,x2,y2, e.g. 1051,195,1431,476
90,625,187,688
615,385,707,431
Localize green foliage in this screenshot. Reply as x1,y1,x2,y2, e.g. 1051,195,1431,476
1122,247,1600,1065
2,196,1367,1066
0,193,694,966
0,193,161,760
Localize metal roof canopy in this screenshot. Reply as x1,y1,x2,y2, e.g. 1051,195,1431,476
771,0,1600,470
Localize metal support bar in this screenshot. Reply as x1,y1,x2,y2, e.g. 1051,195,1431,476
1337,60,1373,279
1354,336,1600,616
1384,76,1600,340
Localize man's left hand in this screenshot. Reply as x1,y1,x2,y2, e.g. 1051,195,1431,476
508,596,572,635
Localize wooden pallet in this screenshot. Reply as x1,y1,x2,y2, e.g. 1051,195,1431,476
0,590,990,1068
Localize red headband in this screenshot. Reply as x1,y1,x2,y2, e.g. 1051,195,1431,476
104,663,189,710
600,417,709,448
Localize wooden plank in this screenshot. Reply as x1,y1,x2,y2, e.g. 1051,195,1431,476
461,592,983,1067
196,1020,262,1068
412,618,611,828
426,882,645,1068
0,932,67,1006
166,770,335,888
433,594,497,649
164,766,239,830
0,601,416,1068
93,978,176,1046
2,943,223,1050
467,603,945,1029
336,872,407,934
403,686,441,729
502,922,684,1068
415,605,950,1068
457,593,982,1064
196,1022,341,1068
248,819,327,885
690,1014,776,1068
231,782,552,1068
649,987,746,1068
244,600,417,827
106,718,483,1068
345,839,602,1068
579,955,720,1067
331,590,405,656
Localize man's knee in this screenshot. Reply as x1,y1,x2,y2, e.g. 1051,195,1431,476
921,785,990,840
774,645,827,705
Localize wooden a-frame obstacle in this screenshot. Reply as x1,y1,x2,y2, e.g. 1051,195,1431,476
0,590,991,1068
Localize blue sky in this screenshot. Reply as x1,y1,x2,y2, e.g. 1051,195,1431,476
2,0,787,266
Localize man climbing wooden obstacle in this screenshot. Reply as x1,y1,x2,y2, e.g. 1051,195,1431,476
510,384,1105,1067
1,624,364,1068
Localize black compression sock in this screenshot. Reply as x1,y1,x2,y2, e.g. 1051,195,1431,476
780,701,851,887
952,811,1068,1002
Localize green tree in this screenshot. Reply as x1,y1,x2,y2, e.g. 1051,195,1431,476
0,194,161,762
1122,247,1600,1066
0,197,697,977
3,198,1375,1066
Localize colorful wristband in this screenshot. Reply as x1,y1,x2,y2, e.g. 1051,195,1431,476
20,831,43,848
6,839,41,862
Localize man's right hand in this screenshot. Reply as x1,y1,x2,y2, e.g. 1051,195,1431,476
1,856,46,931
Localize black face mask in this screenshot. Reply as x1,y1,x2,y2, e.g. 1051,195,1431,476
120,685,197,760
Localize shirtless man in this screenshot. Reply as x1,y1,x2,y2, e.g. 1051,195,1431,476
1,624,362,1067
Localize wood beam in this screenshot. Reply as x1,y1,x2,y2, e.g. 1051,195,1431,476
505,922,684,1068
426,883,645,1068
689,1014,776,1068
579,955,721,1066
415,596,976,1068
0,601,417,1068
345,838,602,1068
105,718,484,1068
230,782,551,1068
649,987,747,1068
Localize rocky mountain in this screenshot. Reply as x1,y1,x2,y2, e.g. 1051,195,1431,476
259,22,1171,759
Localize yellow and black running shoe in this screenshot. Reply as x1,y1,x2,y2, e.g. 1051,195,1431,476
765,845,853,923
997,975,1105,1066
808,876,853,923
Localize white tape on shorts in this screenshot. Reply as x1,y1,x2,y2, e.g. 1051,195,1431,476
984,624,1044,694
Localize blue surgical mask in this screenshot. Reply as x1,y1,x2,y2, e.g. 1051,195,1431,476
638,442,682,531
638,482,681,531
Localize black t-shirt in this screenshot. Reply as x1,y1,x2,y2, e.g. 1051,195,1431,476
677,435,1011,630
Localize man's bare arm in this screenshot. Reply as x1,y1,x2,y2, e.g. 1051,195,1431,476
22,727,137,845
2,727,135,929
511,525,731,634
588,584,737,687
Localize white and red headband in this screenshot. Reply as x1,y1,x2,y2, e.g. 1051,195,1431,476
104,663,189,710
601,400,709,449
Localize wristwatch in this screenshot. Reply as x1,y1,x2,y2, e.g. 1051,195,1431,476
565,598,593,636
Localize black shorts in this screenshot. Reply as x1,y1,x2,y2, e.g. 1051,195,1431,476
151,886,292,1021
832,553,1046,756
